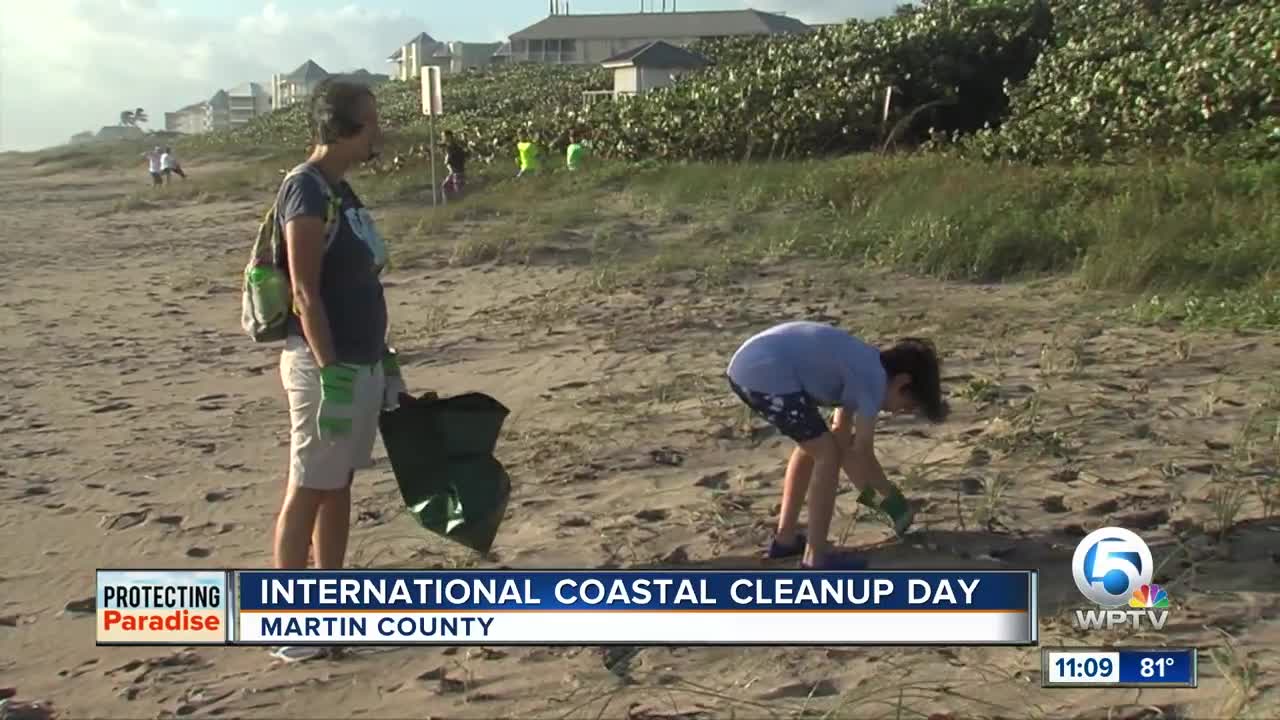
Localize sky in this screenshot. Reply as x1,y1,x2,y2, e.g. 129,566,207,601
0,0,901,152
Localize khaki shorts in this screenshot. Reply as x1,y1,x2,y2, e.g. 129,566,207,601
280,335,385,490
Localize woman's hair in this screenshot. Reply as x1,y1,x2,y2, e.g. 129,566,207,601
310,80,375,145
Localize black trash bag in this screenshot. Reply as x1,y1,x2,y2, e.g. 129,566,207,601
378,391,512,554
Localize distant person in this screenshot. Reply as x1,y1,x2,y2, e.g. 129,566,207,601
566,132,586,171
440,130,467,199
143,146,163,186
267,78,409,662
725,322,948,569
160,147,187,182
516,135,540,178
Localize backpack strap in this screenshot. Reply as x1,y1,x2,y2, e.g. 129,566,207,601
268,165,344,276
284,164,343,251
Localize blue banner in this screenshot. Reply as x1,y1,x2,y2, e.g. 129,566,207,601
236,570,1033,612
1118,648,1197,686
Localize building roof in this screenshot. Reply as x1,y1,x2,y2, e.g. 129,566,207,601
286,60,330,84
387,32,439,61
97,125,145,138
601,40,710,69
228,81,268,97
208,89,230,108
510,8,811,41
493,41,512,57
335,69,391,86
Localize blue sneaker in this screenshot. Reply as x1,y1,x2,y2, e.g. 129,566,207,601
767,533,807,559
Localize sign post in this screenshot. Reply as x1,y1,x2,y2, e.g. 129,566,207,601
421,66,444,206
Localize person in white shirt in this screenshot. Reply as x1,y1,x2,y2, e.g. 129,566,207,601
160,147,187,183
143,147,163,186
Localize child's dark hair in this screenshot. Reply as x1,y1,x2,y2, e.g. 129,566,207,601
881,338,948,422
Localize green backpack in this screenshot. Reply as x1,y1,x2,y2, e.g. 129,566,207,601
240,165,342,343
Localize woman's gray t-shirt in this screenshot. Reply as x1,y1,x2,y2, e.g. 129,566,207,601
275,164,388,365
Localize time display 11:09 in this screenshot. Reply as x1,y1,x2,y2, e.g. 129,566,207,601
1047,651,1120,683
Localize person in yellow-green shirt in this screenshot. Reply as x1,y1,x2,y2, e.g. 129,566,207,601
516,135,541,178
566,132,586,171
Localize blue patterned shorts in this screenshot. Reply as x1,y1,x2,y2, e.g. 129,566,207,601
727,376,829,443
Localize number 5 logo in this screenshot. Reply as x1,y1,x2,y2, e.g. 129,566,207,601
1072,527,1154,607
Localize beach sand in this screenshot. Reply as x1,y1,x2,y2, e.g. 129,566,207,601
2,155,1278,719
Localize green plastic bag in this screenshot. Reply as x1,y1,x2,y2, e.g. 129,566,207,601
378,391,512,554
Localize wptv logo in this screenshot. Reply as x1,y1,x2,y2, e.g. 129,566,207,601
1072,527,1170,631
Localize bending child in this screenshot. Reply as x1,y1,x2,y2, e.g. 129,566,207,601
725,321,947,570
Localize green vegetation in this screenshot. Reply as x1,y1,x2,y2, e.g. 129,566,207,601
185,0,1276,163
962,0,1278,162
171,0,1276,327
343,154,1276,329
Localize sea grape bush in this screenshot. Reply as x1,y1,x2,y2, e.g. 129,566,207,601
185,0,1276,164
962,0,1279,162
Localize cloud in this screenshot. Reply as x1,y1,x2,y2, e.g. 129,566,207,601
1,1,426,151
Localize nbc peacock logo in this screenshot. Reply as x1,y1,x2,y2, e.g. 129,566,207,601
1129,584,1170,609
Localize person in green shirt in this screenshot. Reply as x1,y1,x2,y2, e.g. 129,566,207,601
566,132,586,171
516,134,541,178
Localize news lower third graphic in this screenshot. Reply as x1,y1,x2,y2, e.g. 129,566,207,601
1042,647,1198,688
1071,527,1170,632
233,570,1038,645
92,569,1037,646
96,570,230,645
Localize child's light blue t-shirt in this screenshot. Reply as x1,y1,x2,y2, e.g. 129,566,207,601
726,321,887,419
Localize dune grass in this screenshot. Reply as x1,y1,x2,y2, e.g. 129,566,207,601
354,153,1280,328
81,137,1276,330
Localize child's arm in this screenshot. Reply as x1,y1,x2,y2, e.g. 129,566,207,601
835,409,895,496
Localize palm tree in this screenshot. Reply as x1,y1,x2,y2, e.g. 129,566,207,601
119,108,148,127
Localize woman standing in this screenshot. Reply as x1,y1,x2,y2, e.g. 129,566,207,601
267,79,410,662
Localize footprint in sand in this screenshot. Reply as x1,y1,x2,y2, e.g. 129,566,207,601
758,679,839,700
1041,496,1069,513
634,509,669,522
64,596,96,614
185,547,211,558
649,448,684,467
694,471,729,489
204,490,231,502
355,509,385,527
90,400,133,414
101,510,149,531
1087,498,1120,515
1116,508,1169,530
660,546,690,564
153,515,183,527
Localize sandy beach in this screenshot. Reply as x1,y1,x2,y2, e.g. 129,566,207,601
2,154,1278,720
